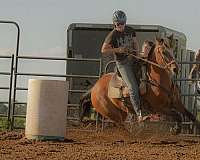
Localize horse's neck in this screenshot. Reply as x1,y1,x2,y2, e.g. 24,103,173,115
147,49,172,87
148,66,172,86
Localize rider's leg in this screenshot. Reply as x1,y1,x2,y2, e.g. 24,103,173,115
140,64,147,94
116,61,142,119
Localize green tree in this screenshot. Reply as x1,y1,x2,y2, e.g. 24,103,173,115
0,103,8,115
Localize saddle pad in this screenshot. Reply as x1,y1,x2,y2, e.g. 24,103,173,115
108,85,122,98
109,73,127,88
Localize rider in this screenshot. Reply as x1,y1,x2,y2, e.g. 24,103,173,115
189,49,200,86
101,10,143,122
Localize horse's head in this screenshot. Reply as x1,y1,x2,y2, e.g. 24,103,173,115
154,34,178,77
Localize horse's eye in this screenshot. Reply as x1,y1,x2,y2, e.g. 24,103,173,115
164,50,172,59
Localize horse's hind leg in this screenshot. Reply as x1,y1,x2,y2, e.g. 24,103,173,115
184,108,196,122
165,110,182,135
176,104,196,122
173,98,196,122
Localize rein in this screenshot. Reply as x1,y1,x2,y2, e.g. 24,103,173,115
103,55,166,74
128,47,176,70
155,46,176,69
129,54,166,69
104,46,177,74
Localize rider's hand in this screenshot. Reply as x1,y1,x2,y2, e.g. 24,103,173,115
188,74,193,85
127,48,138,55
116,47,129,53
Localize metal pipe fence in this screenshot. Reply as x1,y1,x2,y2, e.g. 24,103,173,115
10,55,102,129
0,54,14,128
1,52,200,135
0,20,20,129
0,52,199,134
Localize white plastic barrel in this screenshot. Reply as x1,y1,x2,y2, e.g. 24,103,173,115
25,79,68,141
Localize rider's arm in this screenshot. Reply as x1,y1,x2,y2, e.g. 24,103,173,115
133,37,139,55
188,64,197,80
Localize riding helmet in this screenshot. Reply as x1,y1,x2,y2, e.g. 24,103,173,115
112,10,127,24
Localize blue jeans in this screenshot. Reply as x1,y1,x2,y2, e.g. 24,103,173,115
116,59,141,116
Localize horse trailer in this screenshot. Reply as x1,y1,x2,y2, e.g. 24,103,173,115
66,23,193,120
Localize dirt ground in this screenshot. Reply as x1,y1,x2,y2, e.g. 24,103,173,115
1,124,200,160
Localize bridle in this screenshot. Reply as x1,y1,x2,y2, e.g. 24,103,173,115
155,44,177,71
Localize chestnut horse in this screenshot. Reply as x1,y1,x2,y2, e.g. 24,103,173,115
80,35,196,124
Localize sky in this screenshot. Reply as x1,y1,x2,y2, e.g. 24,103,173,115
0,0,199,57
0,0,199,102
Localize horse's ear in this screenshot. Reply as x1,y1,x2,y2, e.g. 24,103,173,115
168,34,174,40
155,35,161,44
155,35,159,41
167,34,175,48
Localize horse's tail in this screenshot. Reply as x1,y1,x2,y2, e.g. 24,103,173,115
185,108,196,122
172,84,196,122
79,89,92,122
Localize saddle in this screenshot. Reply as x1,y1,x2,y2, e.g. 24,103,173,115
108,64,147,99
108,72,128,98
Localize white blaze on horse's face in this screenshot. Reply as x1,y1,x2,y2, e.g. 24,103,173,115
169,64,177,80
164,48,177,76
162,47,177,76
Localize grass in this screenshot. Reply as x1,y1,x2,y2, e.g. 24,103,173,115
196,112,200,121
0,117,10,131
0,117,26,130
13,117,26,129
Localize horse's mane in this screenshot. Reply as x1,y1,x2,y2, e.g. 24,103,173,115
147,44,156,61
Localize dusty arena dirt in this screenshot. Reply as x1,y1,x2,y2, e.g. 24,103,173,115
0,124,200,160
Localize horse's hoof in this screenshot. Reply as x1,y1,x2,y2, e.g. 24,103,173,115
137,116,144,123
170,124,181,135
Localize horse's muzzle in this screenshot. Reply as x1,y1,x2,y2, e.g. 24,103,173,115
173,67,178,74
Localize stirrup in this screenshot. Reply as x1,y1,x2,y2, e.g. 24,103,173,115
137,115,143,123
